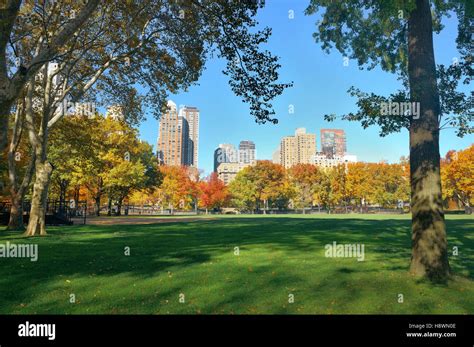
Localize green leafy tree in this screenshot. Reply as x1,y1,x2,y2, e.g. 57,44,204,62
99,119,159,216
245,161,288,213
48,114,100,213
228,170,258,212
305,0,472,280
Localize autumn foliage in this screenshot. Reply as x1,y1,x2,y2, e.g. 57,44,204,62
197,172,229,213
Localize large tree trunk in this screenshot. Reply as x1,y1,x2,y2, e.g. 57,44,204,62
7,154,35,230
24,160,53,236
0,100,14,151
6,102,36,230
407,0,449,281
0,1,21,150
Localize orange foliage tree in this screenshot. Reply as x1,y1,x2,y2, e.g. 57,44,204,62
441,145,474,214
198,172,229,214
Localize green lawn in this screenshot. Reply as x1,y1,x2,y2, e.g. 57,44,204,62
0,214,473,314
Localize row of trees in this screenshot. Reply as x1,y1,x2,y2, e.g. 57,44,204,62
4,120,470,222
441,146,474,213
1,111,232,221
2,114,161,228
117,145,473,215
226,161,410,213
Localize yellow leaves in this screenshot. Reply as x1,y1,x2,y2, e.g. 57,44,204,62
441,145,474,204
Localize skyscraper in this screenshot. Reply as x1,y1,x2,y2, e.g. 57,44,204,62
156,100,189,166
280,128,316,168
214,141,256,183
280,136,296,168
296,128,316,165
213,144,238,172
238,140,256,164
180,106,200,167
320,129,346,158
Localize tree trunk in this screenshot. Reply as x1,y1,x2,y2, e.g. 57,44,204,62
94,195,101,216
6,103,36,230
0,100,13,151
117,198,122,216
24,161,53,236
107,197,112,216
58,179,68,216
0,0,21,151
407,0,449,281
7,193,23,230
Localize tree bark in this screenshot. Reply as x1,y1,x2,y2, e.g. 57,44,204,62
7,155,34,230
8,192,23,230
407,0,449,281
23,76,52,237
0,1,21,150
24,160,53,236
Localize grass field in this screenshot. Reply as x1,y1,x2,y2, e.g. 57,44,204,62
0,214,473,314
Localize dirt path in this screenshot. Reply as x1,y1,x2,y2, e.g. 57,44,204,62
75,216,216,226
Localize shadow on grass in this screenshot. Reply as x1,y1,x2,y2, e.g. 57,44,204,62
0,216,472,313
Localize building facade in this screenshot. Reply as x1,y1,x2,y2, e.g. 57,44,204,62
156,100,189,166
216,162,251,185
179,106,200,167
238,140,256,165
214,140,256,184
214,144,238,172
312,153,357,168
157,101,200,167
280,136,296,168
280,128,316,168
320,129,346,158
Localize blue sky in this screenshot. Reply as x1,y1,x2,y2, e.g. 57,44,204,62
137,1,472,175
